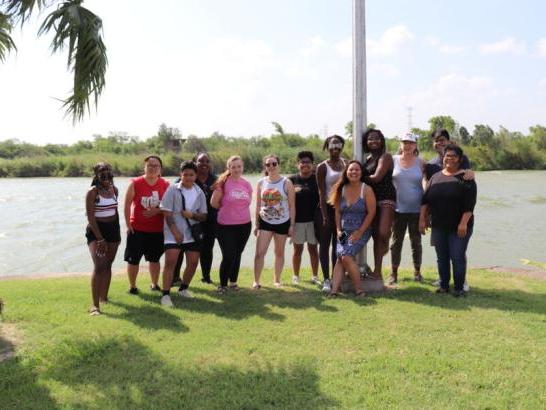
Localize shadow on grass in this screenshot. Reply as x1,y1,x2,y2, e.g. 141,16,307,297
0,336,57,409
136,285,343,322
33,335,337,409
107,301,189,333
390,284,546,315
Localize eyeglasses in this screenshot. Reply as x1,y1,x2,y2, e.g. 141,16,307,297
265,162,278,168
298,159,312,164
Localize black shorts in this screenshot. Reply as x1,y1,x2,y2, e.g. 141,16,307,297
164,242,201,253
86,220,121,244
124,230,164,264
258,217,290,235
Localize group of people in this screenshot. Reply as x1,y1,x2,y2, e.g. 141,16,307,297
85,129,477,315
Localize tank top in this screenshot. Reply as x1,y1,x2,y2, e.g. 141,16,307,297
259,176,290,224
392,155,423,213
130,176,169,232
324,160,344,197
94,191,118,217
364,154,396,202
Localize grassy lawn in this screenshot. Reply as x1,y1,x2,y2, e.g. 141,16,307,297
1,268,545,409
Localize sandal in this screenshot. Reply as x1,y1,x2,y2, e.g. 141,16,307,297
387,275,398,285
89,306,101,316
414,273,423,282
228,284,240,291
251,283,261,290
355,290,367,298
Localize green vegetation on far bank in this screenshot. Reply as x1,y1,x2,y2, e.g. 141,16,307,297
1,268,545,408
1,118,546,177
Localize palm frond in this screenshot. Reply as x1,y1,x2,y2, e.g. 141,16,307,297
0,0,50,24
38,0,107,123
0,12,17,61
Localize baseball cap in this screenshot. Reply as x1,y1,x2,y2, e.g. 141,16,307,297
399,132,418,143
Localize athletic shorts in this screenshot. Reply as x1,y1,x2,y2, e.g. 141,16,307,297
258,217,290,235
124,230,164,264
292,221,318,245
86,220,121,244
164,242,200,253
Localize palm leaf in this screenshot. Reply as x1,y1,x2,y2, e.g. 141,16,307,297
0,0,50,24
0,12,17,61
38,0,107,123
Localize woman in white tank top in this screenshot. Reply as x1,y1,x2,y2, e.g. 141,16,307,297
316,135,347,292
253,154,296,288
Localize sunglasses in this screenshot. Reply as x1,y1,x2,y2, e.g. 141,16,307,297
265,162,278,168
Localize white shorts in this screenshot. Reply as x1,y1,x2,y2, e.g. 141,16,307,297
292,221,318,245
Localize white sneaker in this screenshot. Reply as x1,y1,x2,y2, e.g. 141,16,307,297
292,275,300,285
311,276,321,285
433,279,441,287
463,281,470,292
161,294,173,307
178,289,194,298
322,279,331,293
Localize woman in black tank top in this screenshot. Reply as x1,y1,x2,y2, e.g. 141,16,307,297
362,129,395,280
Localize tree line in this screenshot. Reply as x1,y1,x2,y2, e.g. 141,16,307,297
1,117,545,177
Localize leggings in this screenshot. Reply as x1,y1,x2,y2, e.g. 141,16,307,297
173,221,215,281
318,205,337,281
390,212,422,270
216,222,252,287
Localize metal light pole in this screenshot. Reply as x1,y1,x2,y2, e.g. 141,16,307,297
353,0,368,268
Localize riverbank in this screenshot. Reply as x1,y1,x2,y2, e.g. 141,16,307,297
1,267,545,408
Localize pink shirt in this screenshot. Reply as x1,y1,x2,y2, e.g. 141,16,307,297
217,177,253,225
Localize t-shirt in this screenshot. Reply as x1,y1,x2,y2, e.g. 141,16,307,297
421,172,477,232
160,183,207,244
425,154,471,180
216,177,253,225
176,174,218,224
130,176,170,232
289,173,319,223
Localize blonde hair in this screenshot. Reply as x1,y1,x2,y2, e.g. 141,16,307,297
213,155,243,190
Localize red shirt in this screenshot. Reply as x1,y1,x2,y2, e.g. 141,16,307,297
130,176,169,232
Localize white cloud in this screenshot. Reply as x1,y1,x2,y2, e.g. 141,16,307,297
536,38,546,57
300,35,327,56
480,37,526,55
438,45,465,54
335,25,415,59
368,25,415,56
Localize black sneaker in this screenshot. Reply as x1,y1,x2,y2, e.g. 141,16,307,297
150,284,161,292
452,290,466,298
435,287,449,294
128,287,139,295
201,278,213,284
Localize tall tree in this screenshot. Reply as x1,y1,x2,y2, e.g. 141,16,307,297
428,115,456,135
0,0,107,123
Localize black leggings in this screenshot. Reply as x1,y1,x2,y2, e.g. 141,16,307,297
173,222,215,281
318,205,337,281
216,222,252,287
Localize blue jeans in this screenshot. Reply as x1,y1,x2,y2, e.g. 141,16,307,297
431,226,473,291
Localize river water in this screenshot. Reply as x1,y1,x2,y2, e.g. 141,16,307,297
0,171,544,277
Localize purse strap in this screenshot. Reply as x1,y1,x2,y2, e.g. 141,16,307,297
179,187,193,229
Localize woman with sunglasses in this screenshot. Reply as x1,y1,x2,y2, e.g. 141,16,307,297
253,154,296,288
85,162,121,315
316,135,347,293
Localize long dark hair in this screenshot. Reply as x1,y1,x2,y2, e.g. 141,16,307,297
328,160,362,207
91,162,114,187
362,129,386,154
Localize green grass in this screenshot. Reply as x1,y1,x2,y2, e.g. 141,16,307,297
1,268,545,409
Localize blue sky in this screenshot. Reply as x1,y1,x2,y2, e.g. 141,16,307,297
1,0,545,144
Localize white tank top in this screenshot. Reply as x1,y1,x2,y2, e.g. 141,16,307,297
94,193,118,217
259,176,290,224
325,161,344,196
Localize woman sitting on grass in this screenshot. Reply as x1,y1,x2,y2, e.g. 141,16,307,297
328,161,376,297
85,162,121,316
419,144,477,297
